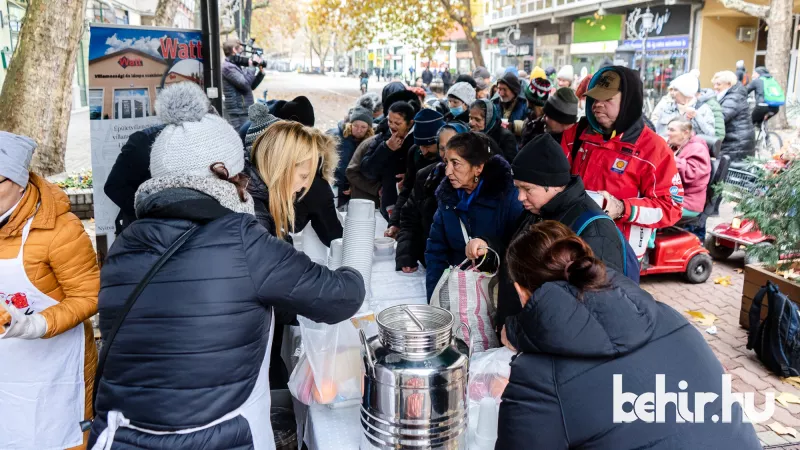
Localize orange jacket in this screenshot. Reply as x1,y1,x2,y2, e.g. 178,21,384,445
0,173,99,449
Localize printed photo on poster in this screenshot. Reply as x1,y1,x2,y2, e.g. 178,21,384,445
88,24,204,244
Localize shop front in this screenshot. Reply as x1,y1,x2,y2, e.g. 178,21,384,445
570,14,623,78
623,5,693,96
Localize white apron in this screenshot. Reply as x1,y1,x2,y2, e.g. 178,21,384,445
92,314,276,450
0,217,86,449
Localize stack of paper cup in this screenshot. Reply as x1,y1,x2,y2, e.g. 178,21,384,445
341,199,376,312
471,397,499,449
328,238,343,270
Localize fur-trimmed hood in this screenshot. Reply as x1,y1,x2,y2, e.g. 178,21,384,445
435,155,516,206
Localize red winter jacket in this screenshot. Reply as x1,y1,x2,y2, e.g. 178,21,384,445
673,136,711,213
562,117,683,257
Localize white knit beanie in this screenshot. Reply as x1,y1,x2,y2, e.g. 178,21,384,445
670,73,699,97
557,65,574,81
447,81,476,106
150,82,244,179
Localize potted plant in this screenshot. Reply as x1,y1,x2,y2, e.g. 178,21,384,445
722,156,800,328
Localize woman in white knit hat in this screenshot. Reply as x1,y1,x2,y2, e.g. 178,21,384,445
88,82,365,449
557,65,574,88
445,81,476,123
655,73,716,139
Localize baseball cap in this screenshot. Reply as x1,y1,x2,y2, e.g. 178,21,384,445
585,70,621,101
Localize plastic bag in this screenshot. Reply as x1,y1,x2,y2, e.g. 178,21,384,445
467,347,514,405
291,317,364,406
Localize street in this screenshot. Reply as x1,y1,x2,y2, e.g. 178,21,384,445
61,73,800,446
255,72,394,131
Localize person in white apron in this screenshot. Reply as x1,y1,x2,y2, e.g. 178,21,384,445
87,83,365,449
0,131,100,450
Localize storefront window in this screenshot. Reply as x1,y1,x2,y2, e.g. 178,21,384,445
89,89,104,120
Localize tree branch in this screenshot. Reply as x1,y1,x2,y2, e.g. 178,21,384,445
718,0,770,21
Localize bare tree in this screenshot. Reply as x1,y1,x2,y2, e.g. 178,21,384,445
438,0,486,68
154,0,181,27
0,0,88,176
720,0,792,128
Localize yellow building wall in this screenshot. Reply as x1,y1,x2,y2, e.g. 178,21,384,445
696,15,759,88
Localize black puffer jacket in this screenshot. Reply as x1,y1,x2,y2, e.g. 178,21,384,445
485,118,518,162
104,124,166,233
492,176,629,330
388,145,440,228
222,58,264,117
396,162,445,270
89,188,364,449
498,271,760,450
719,83,755,162
360,129,414,220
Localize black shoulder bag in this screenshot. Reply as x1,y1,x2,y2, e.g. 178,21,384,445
80,226,199,431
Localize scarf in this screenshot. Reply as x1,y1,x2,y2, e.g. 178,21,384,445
135,175,255,217
456,179,484,212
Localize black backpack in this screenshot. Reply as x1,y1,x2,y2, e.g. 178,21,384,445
746,281,800,377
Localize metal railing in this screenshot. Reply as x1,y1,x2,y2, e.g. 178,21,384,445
486,0,602,25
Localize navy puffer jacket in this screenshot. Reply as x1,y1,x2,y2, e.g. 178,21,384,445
497,271,761,450
425,155,523,299
89,188,364,448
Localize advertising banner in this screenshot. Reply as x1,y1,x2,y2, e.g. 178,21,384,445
623,35,690,51
88,24,203,248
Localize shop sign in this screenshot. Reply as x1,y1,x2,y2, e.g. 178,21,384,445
573,15,623,44
623,35,690,51
570,40,618,55
626,6,691,38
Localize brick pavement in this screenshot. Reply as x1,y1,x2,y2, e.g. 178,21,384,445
641,254,800,447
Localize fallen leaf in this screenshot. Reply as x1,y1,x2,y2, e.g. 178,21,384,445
784,377,800,389
685,310,718,327
776,392,800,408
714,275,732,286
768,422,800,439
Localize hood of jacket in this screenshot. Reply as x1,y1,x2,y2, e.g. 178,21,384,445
755,66,770,77
697,88,717,105
435,155,515,207
585,66,644,138
0,173,70,238
507,270,659,358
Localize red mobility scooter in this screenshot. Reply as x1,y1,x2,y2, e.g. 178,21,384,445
639,136,729,283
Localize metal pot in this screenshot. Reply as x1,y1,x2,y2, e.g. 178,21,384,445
359,305,471,449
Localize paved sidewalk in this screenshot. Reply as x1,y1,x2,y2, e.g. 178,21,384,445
642,253,800,446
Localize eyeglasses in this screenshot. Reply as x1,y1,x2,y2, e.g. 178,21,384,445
0,178,9,184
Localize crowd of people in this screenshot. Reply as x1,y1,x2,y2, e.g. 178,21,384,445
0,54,772,450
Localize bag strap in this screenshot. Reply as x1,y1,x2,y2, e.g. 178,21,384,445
573,211,629,277
747,281,772,350
90,226,200,412
459,218,469,245
570,118,590,164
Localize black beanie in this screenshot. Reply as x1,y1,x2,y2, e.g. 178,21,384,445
275,96,315,127
512,134,571,187
497,72,522,97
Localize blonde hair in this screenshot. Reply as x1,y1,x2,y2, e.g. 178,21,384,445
343,121,375,140
712,71,737,86
251,121,339,239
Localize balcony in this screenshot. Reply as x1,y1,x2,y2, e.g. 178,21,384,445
482,0,636,29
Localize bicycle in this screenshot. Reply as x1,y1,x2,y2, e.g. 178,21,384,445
753,111,782,159
642,88,657,118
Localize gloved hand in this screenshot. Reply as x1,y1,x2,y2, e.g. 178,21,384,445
0,300,47,340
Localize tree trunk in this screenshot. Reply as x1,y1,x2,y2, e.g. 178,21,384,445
242,0,252,42
766,0,792,129
154,0,181,27
0,0,87,176
465,29,485,69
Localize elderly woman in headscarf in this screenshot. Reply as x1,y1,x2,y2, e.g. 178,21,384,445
0,131,100,449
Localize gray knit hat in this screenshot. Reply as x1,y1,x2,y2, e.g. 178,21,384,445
245,102,280,151
447,82,476,106
543,87,579,125
0,131,36,187
349,106,374,127
150,82,243,179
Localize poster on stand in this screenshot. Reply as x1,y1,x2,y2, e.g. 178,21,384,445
88,24,204,252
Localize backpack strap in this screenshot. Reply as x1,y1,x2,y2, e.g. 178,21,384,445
747,282,772,350
572,211,629,277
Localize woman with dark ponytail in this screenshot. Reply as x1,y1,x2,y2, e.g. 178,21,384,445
496,221,760,450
